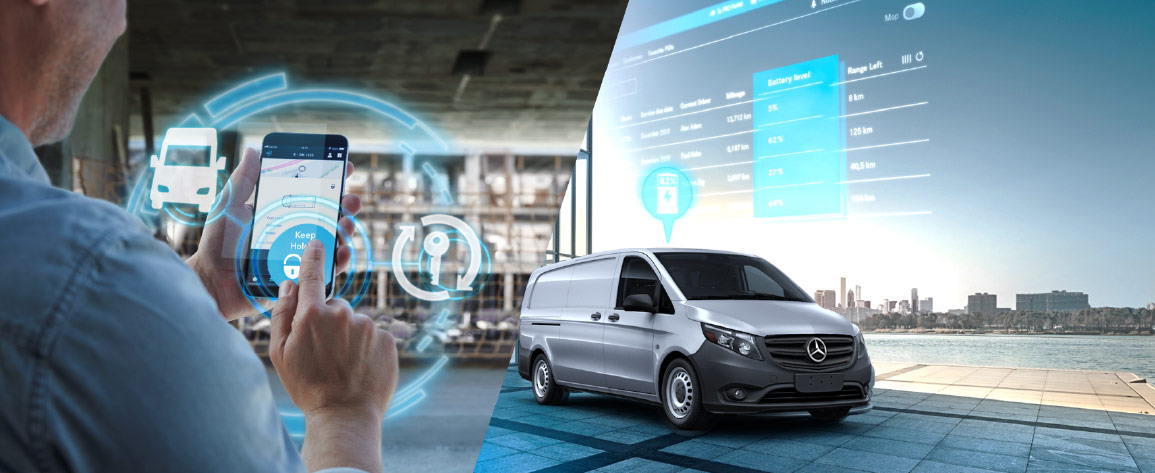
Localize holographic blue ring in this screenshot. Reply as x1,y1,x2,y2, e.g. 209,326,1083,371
234,196,372,314
129,73,452,427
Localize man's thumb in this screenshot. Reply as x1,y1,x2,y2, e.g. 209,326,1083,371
270,280,299,356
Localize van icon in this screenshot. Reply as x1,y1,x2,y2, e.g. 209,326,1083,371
149,127,227,213
518,248,874,429
281,195,317,208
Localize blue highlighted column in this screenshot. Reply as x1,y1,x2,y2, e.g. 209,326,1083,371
752,55,845,218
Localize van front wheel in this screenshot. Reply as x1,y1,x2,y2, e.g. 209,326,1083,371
661,358,714,429
532,355,567,405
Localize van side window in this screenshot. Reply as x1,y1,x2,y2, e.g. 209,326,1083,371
616,256,672,311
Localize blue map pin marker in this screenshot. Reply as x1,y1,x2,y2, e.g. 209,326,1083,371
641,167,694,243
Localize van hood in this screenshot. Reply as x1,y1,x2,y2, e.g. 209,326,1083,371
680,300,857,337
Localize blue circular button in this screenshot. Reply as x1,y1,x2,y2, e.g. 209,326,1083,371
266,223,335,286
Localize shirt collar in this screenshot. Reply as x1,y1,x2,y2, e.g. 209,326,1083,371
0,113,51,185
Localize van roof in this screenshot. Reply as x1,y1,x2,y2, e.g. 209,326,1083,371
535,247,754,273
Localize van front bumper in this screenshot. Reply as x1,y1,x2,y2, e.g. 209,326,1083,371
689,342,874,415
516,339,531,381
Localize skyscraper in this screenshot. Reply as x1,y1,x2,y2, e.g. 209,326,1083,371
855,285,862,305
814,290,838,311
919,298,933,314
1016,290,1090,311
1047,290,1087,310
911,288,919,313
968,293,997,317
1016,294,1038,311
840,277,847,309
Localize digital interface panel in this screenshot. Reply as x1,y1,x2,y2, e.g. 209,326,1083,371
592,0,1155,310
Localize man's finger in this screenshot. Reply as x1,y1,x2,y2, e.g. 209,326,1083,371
269,280,299,357
209,147,259,223
340,193,362,216
204,148,255,222
228,148,261,206
297,239,328,307
337,218,355,242
335,244,351,274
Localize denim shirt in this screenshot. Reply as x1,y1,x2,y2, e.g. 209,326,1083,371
0,115,307,472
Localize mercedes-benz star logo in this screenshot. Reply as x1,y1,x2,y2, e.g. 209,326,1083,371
806,337,827,363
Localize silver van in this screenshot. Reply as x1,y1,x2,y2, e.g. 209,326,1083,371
517,248,873,429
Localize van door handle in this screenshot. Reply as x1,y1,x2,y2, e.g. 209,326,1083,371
608,313,620,322
590,312,602,321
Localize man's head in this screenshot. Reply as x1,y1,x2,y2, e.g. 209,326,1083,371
0,0,126,146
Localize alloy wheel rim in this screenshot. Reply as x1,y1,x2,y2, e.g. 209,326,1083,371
534,361,550,398
667,368,693,419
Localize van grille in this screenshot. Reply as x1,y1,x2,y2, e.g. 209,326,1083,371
760,385,865,404
763,335,855,371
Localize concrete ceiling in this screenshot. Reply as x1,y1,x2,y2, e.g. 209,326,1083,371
127,0,627,153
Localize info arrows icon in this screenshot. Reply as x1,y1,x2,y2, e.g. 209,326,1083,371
391,214,484,302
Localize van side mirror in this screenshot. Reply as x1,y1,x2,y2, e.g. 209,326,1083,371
623,293,656,312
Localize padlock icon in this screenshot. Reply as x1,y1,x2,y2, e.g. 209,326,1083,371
283,254,302,279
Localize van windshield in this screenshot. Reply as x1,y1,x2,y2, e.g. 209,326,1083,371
655,253,812,302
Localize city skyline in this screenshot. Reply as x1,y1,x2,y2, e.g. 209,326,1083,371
826,278,1122,314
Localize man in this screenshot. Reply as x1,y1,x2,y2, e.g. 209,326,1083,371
0,1,398,472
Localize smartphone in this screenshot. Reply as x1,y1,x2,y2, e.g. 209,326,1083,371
243,133,349,298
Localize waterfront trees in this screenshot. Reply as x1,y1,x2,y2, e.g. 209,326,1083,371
859,307,1153,334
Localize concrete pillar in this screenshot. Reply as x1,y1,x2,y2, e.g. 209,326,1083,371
377,268,388,310
502,272,514,312
463,153,481,207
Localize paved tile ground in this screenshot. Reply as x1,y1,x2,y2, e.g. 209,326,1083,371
475,362,1155,473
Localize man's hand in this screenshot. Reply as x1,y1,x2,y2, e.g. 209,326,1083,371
269,240,398,473
187,148,362,320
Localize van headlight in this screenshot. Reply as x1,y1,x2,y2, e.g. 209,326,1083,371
856,332,868,359
701,323,763,361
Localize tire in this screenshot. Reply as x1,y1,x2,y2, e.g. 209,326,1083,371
808,407,850,422
661,358,714,429
531,354,567,405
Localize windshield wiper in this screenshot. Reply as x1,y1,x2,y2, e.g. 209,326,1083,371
692,293,796,301
737,293,793,301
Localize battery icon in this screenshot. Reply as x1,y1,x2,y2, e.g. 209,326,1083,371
656,173,678,215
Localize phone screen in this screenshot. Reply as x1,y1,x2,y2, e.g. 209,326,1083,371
244,133,348,297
